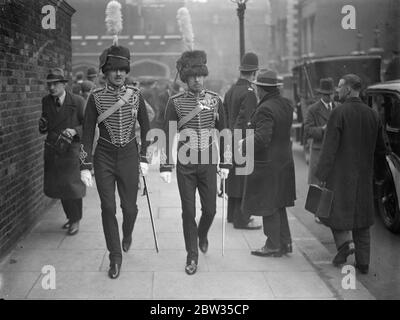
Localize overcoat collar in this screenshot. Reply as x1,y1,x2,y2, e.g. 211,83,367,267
236,78,251,86
49,91,75,131
258,88,280,106
345,97,362,103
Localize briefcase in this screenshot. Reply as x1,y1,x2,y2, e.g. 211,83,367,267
305,184,333,218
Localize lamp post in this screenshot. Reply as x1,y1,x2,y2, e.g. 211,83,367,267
231,0,248,63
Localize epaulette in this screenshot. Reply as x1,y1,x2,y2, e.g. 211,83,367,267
92,87,105,94
171,91,185,100
205,89,219,97
126,84,140,92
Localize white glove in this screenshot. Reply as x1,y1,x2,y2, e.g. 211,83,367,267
219,168,229,180
160,171,172,184
140,162,149,177
80,170,93,187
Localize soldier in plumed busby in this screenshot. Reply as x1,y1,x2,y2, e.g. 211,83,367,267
160,50,232,275
79,44,151,279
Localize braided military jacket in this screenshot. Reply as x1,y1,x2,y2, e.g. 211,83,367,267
80,83,150,171
160,89,231,172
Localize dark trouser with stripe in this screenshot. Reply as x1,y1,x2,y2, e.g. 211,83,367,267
177,163,217,264
331,228,370,266
61,199,82,223
94,140,139,266
263,208,292,250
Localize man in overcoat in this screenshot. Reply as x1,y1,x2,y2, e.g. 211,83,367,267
39,68,86,236
241,69,296,257
223,52,261,230
315,74,387,274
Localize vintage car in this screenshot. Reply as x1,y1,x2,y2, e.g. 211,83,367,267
292,54,382,161
366,80,400,233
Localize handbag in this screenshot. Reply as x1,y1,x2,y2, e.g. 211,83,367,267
305,184,333,218
52,131,73,155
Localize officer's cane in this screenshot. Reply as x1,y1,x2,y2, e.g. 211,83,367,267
221,175,226,256
136,140,159,253
141,172,159,253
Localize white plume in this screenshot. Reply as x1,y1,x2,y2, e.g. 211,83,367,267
105,0,123,45
177,7,194,51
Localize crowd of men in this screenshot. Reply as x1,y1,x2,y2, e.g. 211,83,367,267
38,41,390,279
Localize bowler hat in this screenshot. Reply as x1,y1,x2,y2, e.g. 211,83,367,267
46,68,69,83
239,52,259,72
252,69,283,87
99,45,131,74
87,67,97,78
315,78,335,94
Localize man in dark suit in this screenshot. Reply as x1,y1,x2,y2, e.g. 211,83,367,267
223,52,261,230
304,78,337,224
315,74,387,274
304,78,336,185
39,68,86,236
240,69,296,257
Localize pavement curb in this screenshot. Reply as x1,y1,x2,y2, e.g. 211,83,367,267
288,208,376,300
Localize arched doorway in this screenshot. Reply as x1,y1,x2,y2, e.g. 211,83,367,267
131,59,170,79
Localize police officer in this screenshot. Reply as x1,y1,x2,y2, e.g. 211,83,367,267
160,50,231,275
223,52,262,230
80,45,150,279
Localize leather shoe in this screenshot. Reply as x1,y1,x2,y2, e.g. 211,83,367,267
234,220,262,230
332,241,355,267
355,263,369,274
199,237,208,254
108,263,121,279
251,245,282,257
185,260,197,275
62,221,70,229
280,243,293,255
67,221,79,236
122,236,132,252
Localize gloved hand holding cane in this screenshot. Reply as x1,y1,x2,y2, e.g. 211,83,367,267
80,169,93,187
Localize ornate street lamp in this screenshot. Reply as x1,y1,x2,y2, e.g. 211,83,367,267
231,0,249,63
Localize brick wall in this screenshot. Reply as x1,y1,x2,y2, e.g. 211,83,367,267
0,0,75,257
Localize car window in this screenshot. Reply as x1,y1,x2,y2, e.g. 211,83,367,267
371,93,400,129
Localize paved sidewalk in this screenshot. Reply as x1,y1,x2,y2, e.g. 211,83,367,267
0,167,375,300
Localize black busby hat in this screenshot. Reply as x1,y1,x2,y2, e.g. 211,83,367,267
240,52,259,72
99,45,130,74
176,50,208,83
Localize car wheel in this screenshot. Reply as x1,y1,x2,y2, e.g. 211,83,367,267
375,172,400,233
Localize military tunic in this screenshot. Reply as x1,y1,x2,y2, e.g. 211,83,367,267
80,83,150,265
